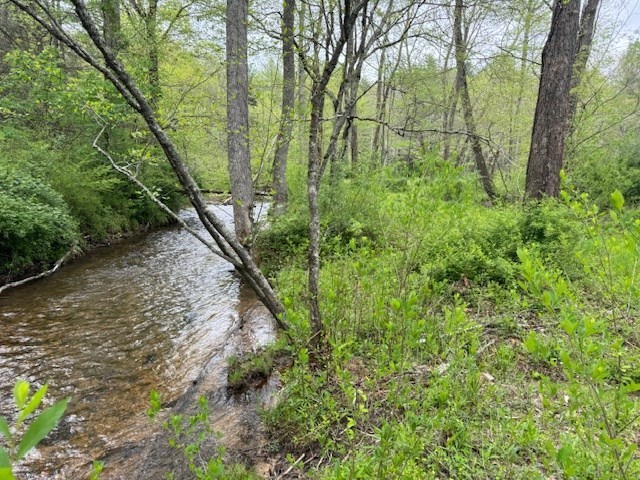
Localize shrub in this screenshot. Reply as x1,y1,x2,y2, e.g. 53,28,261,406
0,168,79,273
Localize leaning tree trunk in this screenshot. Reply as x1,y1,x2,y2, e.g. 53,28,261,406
226,0,254,244
10,0,288,330
526,0,580,199
454,0,495,199
272,0,296,216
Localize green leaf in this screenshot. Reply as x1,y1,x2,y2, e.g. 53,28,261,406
524,332,538,354
0,418,10,442
17,384,48,424
556,444,572,467
0,447,13,480
0,468,15,480
16,398,68,461
611,190,624,212
622,382,640,394
0,446,10,468
13,381,29,410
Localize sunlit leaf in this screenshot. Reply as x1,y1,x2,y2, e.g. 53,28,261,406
610,190,624,212
13,381,29,410
17,385,48,424
0,468,15,480
16,398,68,461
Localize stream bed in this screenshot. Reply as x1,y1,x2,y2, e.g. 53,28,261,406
0,205,276,479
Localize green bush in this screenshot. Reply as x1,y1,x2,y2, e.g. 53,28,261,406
0,168,79,272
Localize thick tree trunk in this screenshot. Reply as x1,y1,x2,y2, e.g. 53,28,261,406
226,0,254,244
272,0,296,216
454,0,495,199
525,0,580,199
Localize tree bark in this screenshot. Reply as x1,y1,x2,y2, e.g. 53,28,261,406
525,0,580,199
305,0,367,348
272,0,296,216
226,0,254,244
101,0,121,53
146,0,160,107
454,0,495,199
566,0,600,137
507,0,538,162
10,0,288,330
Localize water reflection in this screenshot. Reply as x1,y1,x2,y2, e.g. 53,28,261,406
0,206,261,478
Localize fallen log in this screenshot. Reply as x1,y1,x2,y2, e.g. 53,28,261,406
0,248,76,295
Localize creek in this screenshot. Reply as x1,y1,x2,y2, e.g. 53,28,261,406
0,205,277,479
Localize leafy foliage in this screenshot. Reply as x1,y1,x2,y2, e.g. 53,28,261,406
0,380,68,479
0,168,78,272
261,164,640,479
0,48,182,278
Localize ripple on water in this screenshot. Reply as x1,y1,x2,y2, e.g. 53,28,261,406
0,206,268,479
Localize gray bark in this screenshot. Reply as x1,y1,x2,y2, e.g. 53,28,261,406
567,0,600,136
454,0,495,199
272,0,296,216
146,0,159,106
306,0,368,348
226,0,254,244
101,0,121,52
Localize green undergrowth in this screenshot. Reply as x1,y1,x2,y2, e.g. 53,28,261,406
258,162,640,479
0,48,183,280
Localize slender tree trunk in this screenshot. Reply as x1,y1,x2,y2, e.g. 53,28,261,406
146,0,160,107
441,41,455,162
567,0,600,137
306,0,366,349
101,0,121,53
508,0,535,162
296,2,307,142
226,0,254,244
307,82,324,347
525,0,580,199
372,45,386,160
272,0,296,215
454,0,495,199
12,0,288,328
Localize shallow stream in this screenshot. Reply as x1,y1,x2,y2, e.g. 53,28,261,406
0,205,275,479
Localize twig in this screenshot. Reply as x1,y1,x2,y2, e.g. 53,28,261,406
276,453,305,479
90,120,239,266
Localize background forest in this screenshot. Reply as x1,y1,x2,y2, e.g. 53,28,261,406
2,0,640,478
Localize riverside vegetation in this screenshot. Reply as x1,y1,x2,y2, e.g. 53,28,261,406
245,157,640,479
2,1,640,478
0,48,182,281
6,155,640,479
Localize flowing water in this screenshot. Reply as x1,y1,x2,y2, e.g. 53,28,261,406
0,205,276,479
